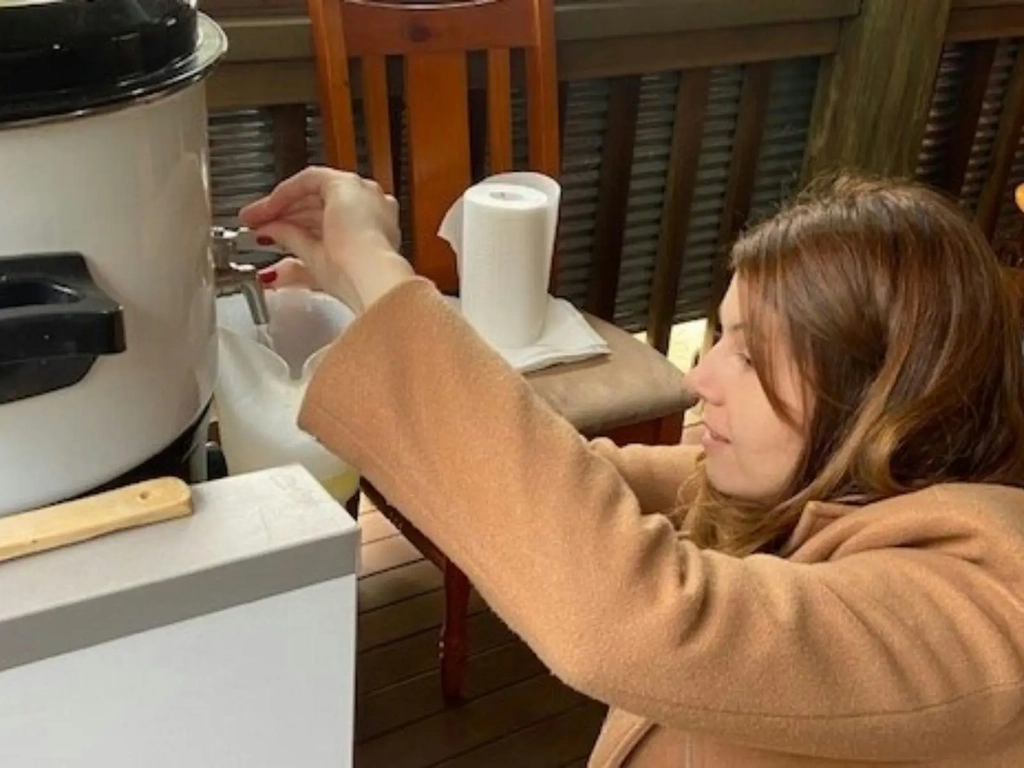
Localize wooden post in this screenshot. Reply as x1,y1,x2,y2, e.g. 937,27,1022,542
585,76,642,321
803,0,954,181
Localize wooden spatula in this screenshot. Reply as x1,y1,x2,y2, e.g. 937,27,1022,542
0,477,193,564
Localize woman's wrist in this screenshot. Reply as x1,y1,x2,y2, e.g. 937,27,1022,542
350,249,416,312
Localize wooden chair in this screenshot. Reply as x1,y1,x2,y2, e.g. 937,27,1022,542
307,0,697,704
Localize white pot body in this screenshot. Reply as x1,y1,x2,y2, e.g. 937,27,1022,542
0,83,218,517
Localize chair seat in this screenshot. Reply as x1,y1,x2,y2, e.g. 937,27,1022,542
525,312,698,435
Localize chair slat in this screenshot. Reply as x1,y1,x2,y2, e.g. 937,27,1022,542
486,48,514,173
526,0,561,178
308,0,561,293
362,55,396,195
308,0,359,170
405,51,473,291
647,69,712,354
343,0,536,58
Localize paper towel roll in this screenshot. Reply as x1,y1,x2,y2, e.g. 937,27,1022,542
438,173,561,350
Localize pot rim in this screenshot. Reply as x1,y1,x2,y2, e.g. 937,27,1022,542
0,14,227,132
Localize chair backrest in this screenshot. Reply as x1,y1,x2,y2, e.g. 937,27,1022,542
307,0,560,292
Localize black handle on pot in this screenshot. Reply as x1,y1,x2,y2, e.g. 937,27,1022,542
0,252,125,404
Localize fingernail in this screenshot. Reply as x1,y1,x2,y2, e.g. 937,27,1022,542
258,268,277,286
256,235,275,246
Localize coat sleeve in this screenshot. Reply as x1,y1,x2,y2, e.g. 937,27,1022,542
298,278,1024,762
586,438,698,517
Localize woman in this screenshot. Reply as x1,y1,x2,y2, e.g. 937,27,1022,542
241,169,1024,766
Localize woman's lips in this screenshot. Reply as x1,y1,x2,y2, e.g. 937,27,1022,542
701,425,730,450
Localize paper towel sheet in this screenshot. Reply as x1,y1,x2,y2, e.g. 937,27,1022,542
445,294,610,373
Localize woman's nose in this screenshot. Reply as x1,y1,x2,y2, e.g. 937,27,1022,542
685,350,720,405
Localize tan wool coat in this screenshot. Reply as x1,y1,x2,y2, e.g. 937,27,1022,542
298,278,1024,767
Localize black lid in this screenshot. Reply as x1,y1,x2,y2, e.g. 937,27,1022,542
0,0,227,125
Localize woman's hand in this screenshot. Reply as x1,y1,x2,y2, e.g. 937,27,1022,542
239,166,415,313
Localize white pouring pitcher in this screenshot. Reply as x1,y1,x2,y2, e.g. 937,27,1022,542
214,288,360,503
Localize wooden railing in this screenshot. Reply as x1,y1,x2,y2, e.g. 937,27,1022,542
199,0,1024,350
203,1,853,109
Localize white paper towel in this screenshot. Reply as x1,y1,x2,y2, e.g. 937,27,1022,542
439,172,562,349
443,294,610,373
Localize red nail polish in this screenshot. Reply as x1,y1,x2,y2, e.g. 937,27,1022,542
258,269,277,285
256,235,275,246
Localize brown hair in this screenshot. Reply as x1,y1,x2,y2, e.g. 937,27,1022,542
682,172,1024,557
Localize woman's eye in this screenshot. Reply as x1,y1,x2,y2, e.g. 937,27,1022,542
737,352,753,368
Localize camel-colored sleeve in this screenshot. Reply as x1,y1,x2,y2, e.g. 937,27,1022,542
586,438,698,517
298,278,1024,762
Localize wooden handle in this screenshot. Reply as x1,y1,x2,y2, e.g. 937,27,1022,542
0,477,193,564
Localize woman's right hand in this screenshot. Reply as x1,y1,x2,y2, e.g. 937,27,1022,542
239,166,415,314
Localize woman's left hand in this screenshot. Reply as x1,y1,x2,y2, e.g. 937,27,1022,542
239,166,414,313
258,256,318,291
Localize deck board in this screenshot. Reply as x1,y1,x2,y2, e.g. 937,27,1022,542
354,496,605,767
360,559,446,611
361,533,425,577
433,701,608,768
359,609,518,692
356,675,588,768
359,587,489,652
358,640,548,741
360,508,400,543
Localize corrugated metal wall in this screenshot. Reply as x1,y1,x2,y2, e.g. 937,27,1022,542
917,38,1024,235
999,131,1024,234
674,67,741,328
208,108,276,225
615,72,684,330
749,57,820,224
551,78,610,309
961,40,1020,215
916,42,969,189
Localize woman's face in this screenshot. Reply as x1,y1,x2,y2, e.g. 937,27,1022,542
686,278,807,503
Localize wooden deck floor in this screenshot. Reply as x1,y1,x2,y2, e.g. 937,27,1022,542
354,499,607,767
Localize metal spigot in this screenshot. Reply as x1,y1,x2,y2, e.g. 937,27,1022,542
211,226,270,326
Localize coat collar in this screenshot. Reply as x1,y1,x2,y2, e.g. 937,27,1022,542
777,499,853,558
588,709,655,768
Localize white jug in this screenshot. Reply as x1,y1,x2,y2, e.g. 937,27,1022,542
214,288,359,503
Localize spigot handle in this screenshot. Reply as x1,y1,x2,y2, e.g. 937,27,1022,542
210,226,240,268
212,227,288,259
